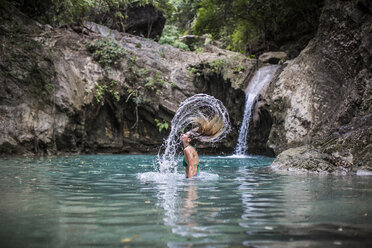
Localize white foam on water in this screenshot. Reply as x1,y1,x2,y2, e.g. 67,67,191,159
356,170,372,176
197,172,219,180
225,154,255,159
137,172,184,183
137,171,219,183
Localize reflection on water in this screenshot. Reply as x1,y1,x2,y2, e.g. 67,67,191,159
156,174,180,227
180,184,198,224
0,155,372,248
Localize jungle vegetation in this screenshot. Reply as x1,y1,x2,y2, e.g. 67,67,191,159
2,0,324,54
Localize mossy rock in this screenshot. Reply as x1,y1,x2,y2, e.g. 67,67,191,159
271,145,335,172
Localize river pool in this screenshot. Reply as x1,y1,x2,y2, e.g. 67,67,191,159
0,155,371,247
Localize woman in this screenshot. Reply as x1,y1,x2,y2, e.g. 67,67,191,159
181,131,199,178
180,113,225,178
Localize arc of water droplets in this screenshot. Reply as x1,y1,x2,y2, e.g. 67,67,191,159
157,94,231,173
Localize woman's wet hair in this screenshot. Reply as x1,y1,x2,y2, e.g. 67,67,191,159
187,112,224,142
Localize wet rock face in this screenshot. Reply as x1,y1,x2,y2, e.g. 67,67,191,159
264,0,372,171
0,7,254,155
316,114,372,171
246,101,275,156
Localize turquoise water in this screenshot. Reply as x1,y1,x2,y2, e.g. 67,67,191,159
0,155,371,248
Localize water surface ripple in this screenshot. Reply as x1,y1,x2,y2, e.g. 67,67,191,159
0,155,371,248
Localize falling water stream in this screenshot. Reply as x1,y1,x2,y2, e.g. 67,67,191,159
235,65,280,155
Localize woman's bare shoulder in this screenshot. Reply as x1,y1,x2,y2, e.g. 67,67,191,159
184,146,192,152
184,146,195,155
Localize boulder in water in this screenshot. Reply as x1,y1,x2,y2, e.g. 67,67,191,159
271,145,336,173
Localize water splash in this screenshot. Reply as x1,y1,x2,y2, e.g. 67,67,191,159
235,65,280,155
157,94,231,173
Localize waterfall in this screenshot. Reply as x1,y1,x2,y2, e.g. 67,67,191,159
235,65,280,155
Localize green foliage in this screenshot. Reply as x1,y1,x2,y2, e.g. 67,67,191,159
86,38,127,69
233,65,245,73
9,0,93,26
130,55,137,64
144,77,156,90
166,0,200,31
136,68,149,77
154,119,169,133
144,72,166,92
6,0,322,54
113,91,120,102
193,1,226,40
194,47,204,53
94,78,121,105
192,0,324,52
187,66,201,77
230,21,258,53
155,72,166,86
158,25,190,51
94,82,106,104
7,0,173,27
126,88,144,105
208,59,226,72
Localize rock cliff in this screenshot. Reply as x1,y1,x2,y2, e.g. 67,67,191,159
260,0,372,172
0,7,255,155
